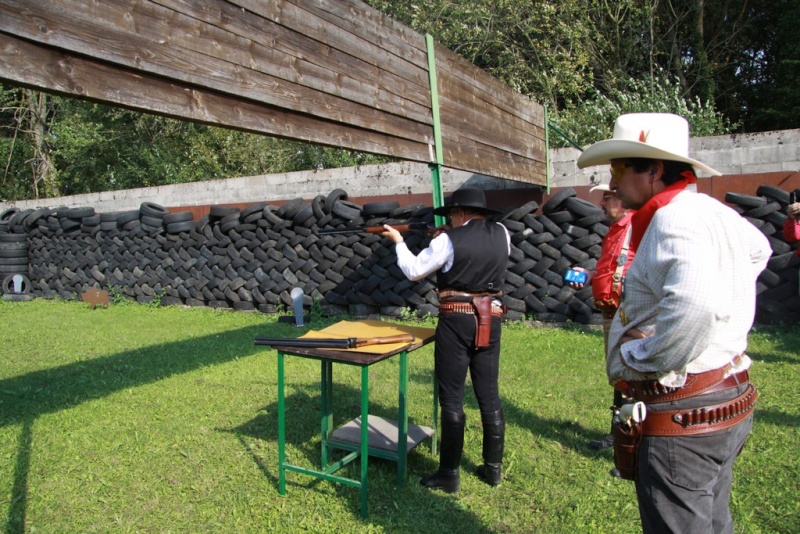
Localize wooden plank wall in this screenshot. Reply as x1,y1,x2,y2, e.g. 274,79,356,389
0,0,546,185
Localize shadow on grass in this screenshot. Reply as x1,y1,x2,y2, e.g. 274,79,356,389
0,321,306,534
748,349,800,365
227,383,496,532
754,408,800,428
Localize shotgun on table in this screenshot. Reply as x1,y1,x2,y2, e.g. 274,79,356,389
315,222,448,236
254,334,416,349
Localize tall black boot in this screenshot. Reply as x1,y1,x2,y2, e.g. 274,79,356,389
420,409,465,494
476,408,504,486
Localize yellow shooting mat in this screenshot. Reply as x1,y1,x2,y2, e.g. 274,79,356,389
299,320,436,354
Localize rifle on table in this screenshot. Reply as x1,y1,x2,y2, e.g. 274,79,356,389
254,334,416,349
316,222,447,236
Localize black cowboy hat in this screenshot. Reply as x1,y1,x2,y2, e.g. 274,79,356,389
432,188,501,216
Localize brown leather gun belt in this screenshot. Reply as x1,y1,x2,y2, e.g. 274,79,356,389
438,296,506,349
438,289,503,301
438,302,506,317
640,383,757,436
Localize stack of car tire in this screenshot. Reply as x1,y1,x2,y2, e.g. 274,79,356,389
0,185,796,324
724,185,800,324
0,208,32,300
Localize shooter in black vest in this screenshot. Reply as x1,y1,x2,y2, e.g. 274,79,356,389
382,188,510,493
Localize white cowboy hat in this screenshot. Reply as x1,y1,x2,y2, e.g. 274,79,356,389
577,113,721,176
589,183,612,193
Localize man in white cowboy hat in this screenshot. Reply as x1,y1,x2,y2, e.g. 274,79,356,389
577,113,771,533
382,188,511,493
568,182,635,457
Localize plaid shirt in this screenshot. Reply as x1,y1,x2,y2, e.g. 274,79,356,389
607,188,771,387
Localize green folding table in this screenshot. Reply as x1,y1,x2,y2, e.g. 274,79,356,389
272,321,436,518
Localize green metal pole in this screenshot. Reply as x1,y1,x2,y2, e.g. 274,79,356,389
544,105,551,195
397,350,409,486
320,361,333,468
277,351,286,495
426,33,446,227
360,366,369,518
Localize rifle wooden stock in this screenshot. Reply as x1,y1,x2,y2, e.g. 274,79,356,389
254,333,415,349
316,222,445,236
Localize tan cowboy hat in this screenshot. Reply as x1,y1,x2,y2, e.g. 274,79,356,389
577,113,721,176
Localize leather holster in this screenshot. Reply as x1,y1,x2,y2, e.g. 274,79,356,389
471,296,494,349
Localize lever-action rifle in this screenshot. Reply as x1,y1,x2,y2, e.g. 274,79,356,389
254,333,416,349
316,222,447,236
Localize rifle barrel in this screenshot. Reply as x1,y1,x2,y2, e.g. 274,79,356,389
316,222,431,235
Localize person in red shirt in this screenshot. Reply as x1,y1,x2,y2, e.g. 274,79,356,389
784,192,800,253
568,183,634,455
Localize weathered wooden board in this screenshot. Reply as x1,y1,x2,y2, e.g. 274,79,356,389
0,0,546,185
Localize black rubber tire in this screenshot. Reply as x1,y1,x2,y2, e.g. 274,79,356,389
166,221,196,234
2,273,31,294
24,207,51,227
209,206,239,220
768,252,796,271
756,185,790,205
0,208,19,223
724,192,767,208
564,197,602,217
326,188,349,207
312,195,328,218
163,211,194,224
362,201,400,217
331,200,362,220
547,210,575,224
139,202,168,218
744,201,781,218
542,188,576,214
0,234,26,243
140,215,164,228
116,210,140,227
538,214,563,236
575,212,608,228
277,198,305,219
65,206,95,219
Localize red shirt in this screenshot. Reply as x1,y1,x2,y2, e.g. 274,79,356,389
784,218,800,256
593,211,635,309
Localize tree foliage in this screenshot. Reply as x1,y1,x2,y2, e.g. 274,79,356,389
0,86,390,201
1,0,799,201
367,0,797,143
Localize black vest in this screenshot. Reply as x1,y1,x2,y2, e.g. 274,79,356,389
437,220,508,293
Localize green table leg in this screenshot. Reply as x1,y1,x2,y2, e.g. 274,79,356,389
432,377,439,456
360,365,369,518
397,350,408,486
320,360,333,467
277,351,286,495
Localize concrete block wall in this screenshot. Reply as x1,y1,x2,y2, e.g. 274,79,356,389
2,128,799,214
551,128,800,189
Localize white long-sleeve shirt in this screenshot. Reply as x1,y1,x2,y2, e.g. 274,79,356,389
394,220,511,281
607,189,771,387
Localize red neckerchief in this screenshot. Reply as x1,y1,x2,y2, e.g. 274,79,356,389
629,171,696,251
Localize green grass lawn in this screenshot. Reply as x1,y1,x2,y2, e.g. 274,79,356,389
0,299,798,533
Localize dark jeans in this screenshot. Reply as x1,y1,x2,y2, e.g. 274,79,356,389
434,313,502,414
635,382,753,534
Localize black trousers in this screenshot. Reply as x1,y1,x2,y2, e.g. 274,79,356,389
434,313,502,414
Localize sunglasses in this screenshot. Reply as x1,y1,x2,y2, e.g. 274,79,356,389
609,161,633,185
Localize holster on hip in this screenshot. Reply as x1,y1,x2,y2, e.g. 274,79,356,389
611,419,643,481
471,296,493,349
